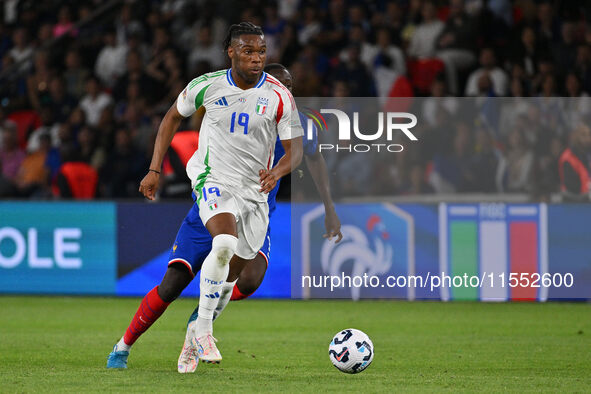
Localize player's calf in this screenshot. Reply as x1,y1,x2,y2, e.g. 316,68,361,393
107,265,192,369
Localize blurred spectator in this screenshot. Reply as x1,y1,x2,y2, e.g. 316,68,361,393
77,125,105,171
8,27,33,73
559,123,591,201
471,128,501,192
533,135,563,200
262,2,286,61
26,106,59,152
465,48,509,96
53,5,77,38
114,3,143,46
348,3,370,33
536,1,560,43
509,76,528,97
175,2,227,54
574,44,591,94
497,128,534,193
435,0,478,94
401,164,435,195
422,76,459,126
94,27,128,88
79,75,113,127
100,128,147,198
509,26,549,79
318,0,348,56
430,122,475,193
488,0,513,26
15,132,50,197
26,50,53,111
298,6,321,46
63,48,89,99
113,50,162,105
276,23,300,67
565,71,585,97
366,28,406,76
37,22,53,45
187,25,224,75
48,75,77,123
551,21,578,77
0,122,25,196
332,44,375,96
400,0,424,45
289,61,321,97
408,1,445,59
0,23,13,61
339,25,369,64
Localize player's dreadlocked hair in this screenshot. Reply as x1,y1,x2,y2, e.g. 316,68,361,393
222,22,264,51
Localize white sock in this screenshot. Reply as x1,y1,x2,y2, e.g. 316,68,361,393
213,279,238,321
116,337,130,352
195,234,237,337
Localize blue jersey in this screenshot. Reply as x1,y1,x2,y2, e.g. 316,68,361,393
267,111,318,214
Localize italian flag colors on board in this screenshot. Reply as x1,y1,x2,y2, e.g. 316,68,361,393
439,204,548,302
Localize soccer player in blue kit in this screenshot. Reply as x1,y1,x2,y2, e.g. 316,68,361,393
175,63,343,372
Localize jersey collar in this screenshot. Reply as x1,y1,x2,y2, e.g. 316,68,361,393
226,68,267,89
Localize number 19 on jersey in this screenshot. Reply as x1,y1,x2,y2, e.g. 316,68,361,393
230,112,249,134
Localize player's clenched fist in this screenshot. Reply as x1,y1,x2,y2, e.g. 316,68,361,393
139,170,160,200
259,169,277,193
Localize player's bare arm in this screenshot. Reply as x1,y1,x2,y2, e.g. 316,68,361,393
260,136,303,193
304,151,343,243
190,105,206,131
139,103,185,200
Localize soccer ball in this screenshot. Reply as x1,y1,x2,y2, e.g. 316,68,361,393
328,328,374,373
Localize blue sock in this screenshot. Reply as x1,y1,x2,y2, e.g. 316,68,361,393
187,306,199,328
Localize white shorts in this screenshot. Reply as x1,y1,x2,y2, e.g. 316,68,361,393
195,180,269,260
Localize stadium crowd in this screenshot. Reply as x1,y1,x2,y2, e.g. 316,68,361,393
0,0,590,201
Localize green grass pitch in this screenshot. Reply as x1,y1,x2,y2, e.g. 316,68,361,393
0,297,589,392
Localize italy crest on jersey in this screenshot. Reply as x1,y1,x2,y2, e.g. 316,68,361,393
255,97,268,115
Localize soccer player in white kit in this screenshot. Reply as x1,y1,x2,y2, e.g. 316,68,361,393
107,22,303,369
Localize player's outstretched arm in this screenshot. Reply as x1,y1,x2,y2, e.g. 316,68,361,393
260,136,303,193
305,151,342,243
139,102,185,200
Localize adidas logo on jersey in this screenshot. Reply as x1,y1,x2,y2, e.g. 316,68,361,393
214,97,228,106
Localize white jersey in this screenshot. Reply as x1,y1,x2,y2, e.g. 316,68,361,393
177,68,303,203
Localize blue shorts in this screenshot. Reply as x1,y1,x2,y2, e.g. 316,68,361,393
168,203,270,277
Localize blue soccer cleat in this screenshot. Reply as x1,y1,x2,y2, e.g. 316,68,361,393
107,345,129,369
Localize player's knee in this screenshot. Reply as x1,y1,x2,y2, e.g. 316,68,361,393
236,255,267,295
158,265,192,302
236,281,258,296
211,234,238,267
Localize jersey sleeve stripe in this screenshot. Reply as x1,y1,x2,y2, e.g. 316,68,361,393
273,90,283,124
266,76,296,110
195,84,211,109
